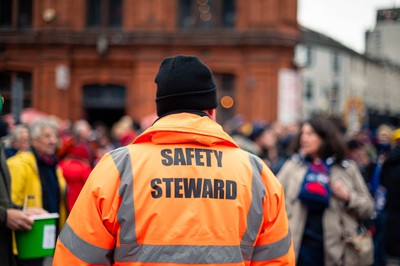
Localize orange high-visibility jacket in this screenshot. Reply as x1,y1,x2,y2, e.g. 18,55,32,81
53,113,295,266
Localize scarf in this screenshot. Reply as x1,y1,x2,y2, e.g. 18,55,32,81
298,159,331,211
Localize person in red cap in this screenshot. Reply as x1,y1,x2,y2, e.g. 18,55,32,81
59,145,93,212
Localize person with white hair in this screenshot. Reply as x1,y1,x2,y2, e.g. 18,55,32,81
72,119,95,165
7,118,67,266
4,124,30,158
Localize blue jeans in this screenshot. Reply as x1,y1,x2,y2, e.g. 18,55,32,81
373,210,387,266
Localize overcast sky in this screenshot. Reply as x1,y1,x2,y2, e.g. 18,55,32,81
298,0,400,53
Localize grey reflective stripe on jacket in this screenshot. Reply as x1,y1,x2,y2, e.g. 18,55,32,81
252,230,292,261
59,223,113,265
247,154,292,262
58,148,291,264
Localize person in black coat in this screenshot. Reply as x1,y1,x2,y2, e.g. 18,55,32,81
381,129,400,264
0,97,44,266
0,144,34,266
0,114,34,266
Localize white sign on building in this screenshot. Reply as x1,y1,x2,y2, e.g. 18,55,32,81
278,69,302,124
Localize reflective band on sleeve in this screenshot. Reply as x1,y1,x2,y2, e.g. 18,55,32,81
240,154,266,261
59,222,114,265
252,229,292,261
110,147,137,245
114,244,243,263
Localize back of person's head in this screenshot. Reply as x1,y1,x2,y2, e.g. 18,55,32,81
155,55,217,117
72,119,91,140
10,124,30,150
11,124,28,140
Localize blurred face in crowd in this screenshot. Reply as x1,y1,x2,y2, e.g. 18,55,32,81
300,122,322,159
257,129,277,149
14,127,30,151
31,126,59,156
378,131,391,144
79,122,91,140
352,146,371,167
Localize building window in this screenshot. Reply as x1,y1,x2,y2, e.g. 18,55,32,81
374,31,381,49
178,0,236,29
304,80,313,101
86,0,122,29
332,51,340,74
306,46,313,66
0,0,12,28
0,0,32,29
329,83,339,112
83,84,126,128
295,45,313,67
0,71,32,114
377,8,400,21
214,73,235,123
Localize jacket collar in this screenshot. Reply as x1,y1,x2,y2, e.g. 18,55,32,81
134,112,238,148
292,153,337,166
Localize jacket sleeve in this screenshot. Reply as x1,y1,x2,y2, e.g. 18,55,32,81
53,153,121,265
250,159,295,266
275,159,294,195
0,206,6,226
342,161,375,220
7,157,28,207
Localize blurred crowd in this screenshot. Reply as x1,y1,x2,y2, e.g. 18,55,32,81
1,115,143,206
223,115,400,266
1,111,399,265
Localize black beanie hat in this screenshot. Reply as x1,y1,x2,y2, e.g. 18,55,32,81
155,55,217,117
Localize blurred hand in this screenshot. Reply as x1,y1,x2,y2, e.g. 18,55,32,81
6,209,34,231
331,180,350,202
25,207,48,216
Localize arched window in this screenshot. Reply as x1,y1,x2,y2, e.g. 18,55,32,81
83,84,126,127
178,0,235,29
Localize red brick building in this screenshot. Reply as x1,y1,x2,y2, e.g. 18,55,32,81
0,0,299,127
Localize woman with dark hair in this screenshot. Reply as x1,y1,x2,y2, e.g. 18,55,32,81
277,115,374,266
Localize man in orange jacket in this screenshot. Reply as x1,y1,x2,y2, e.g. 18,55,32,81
53,55,295,265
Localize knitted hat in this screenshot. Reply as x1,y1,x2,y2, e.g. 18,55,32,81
155,55,217,116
